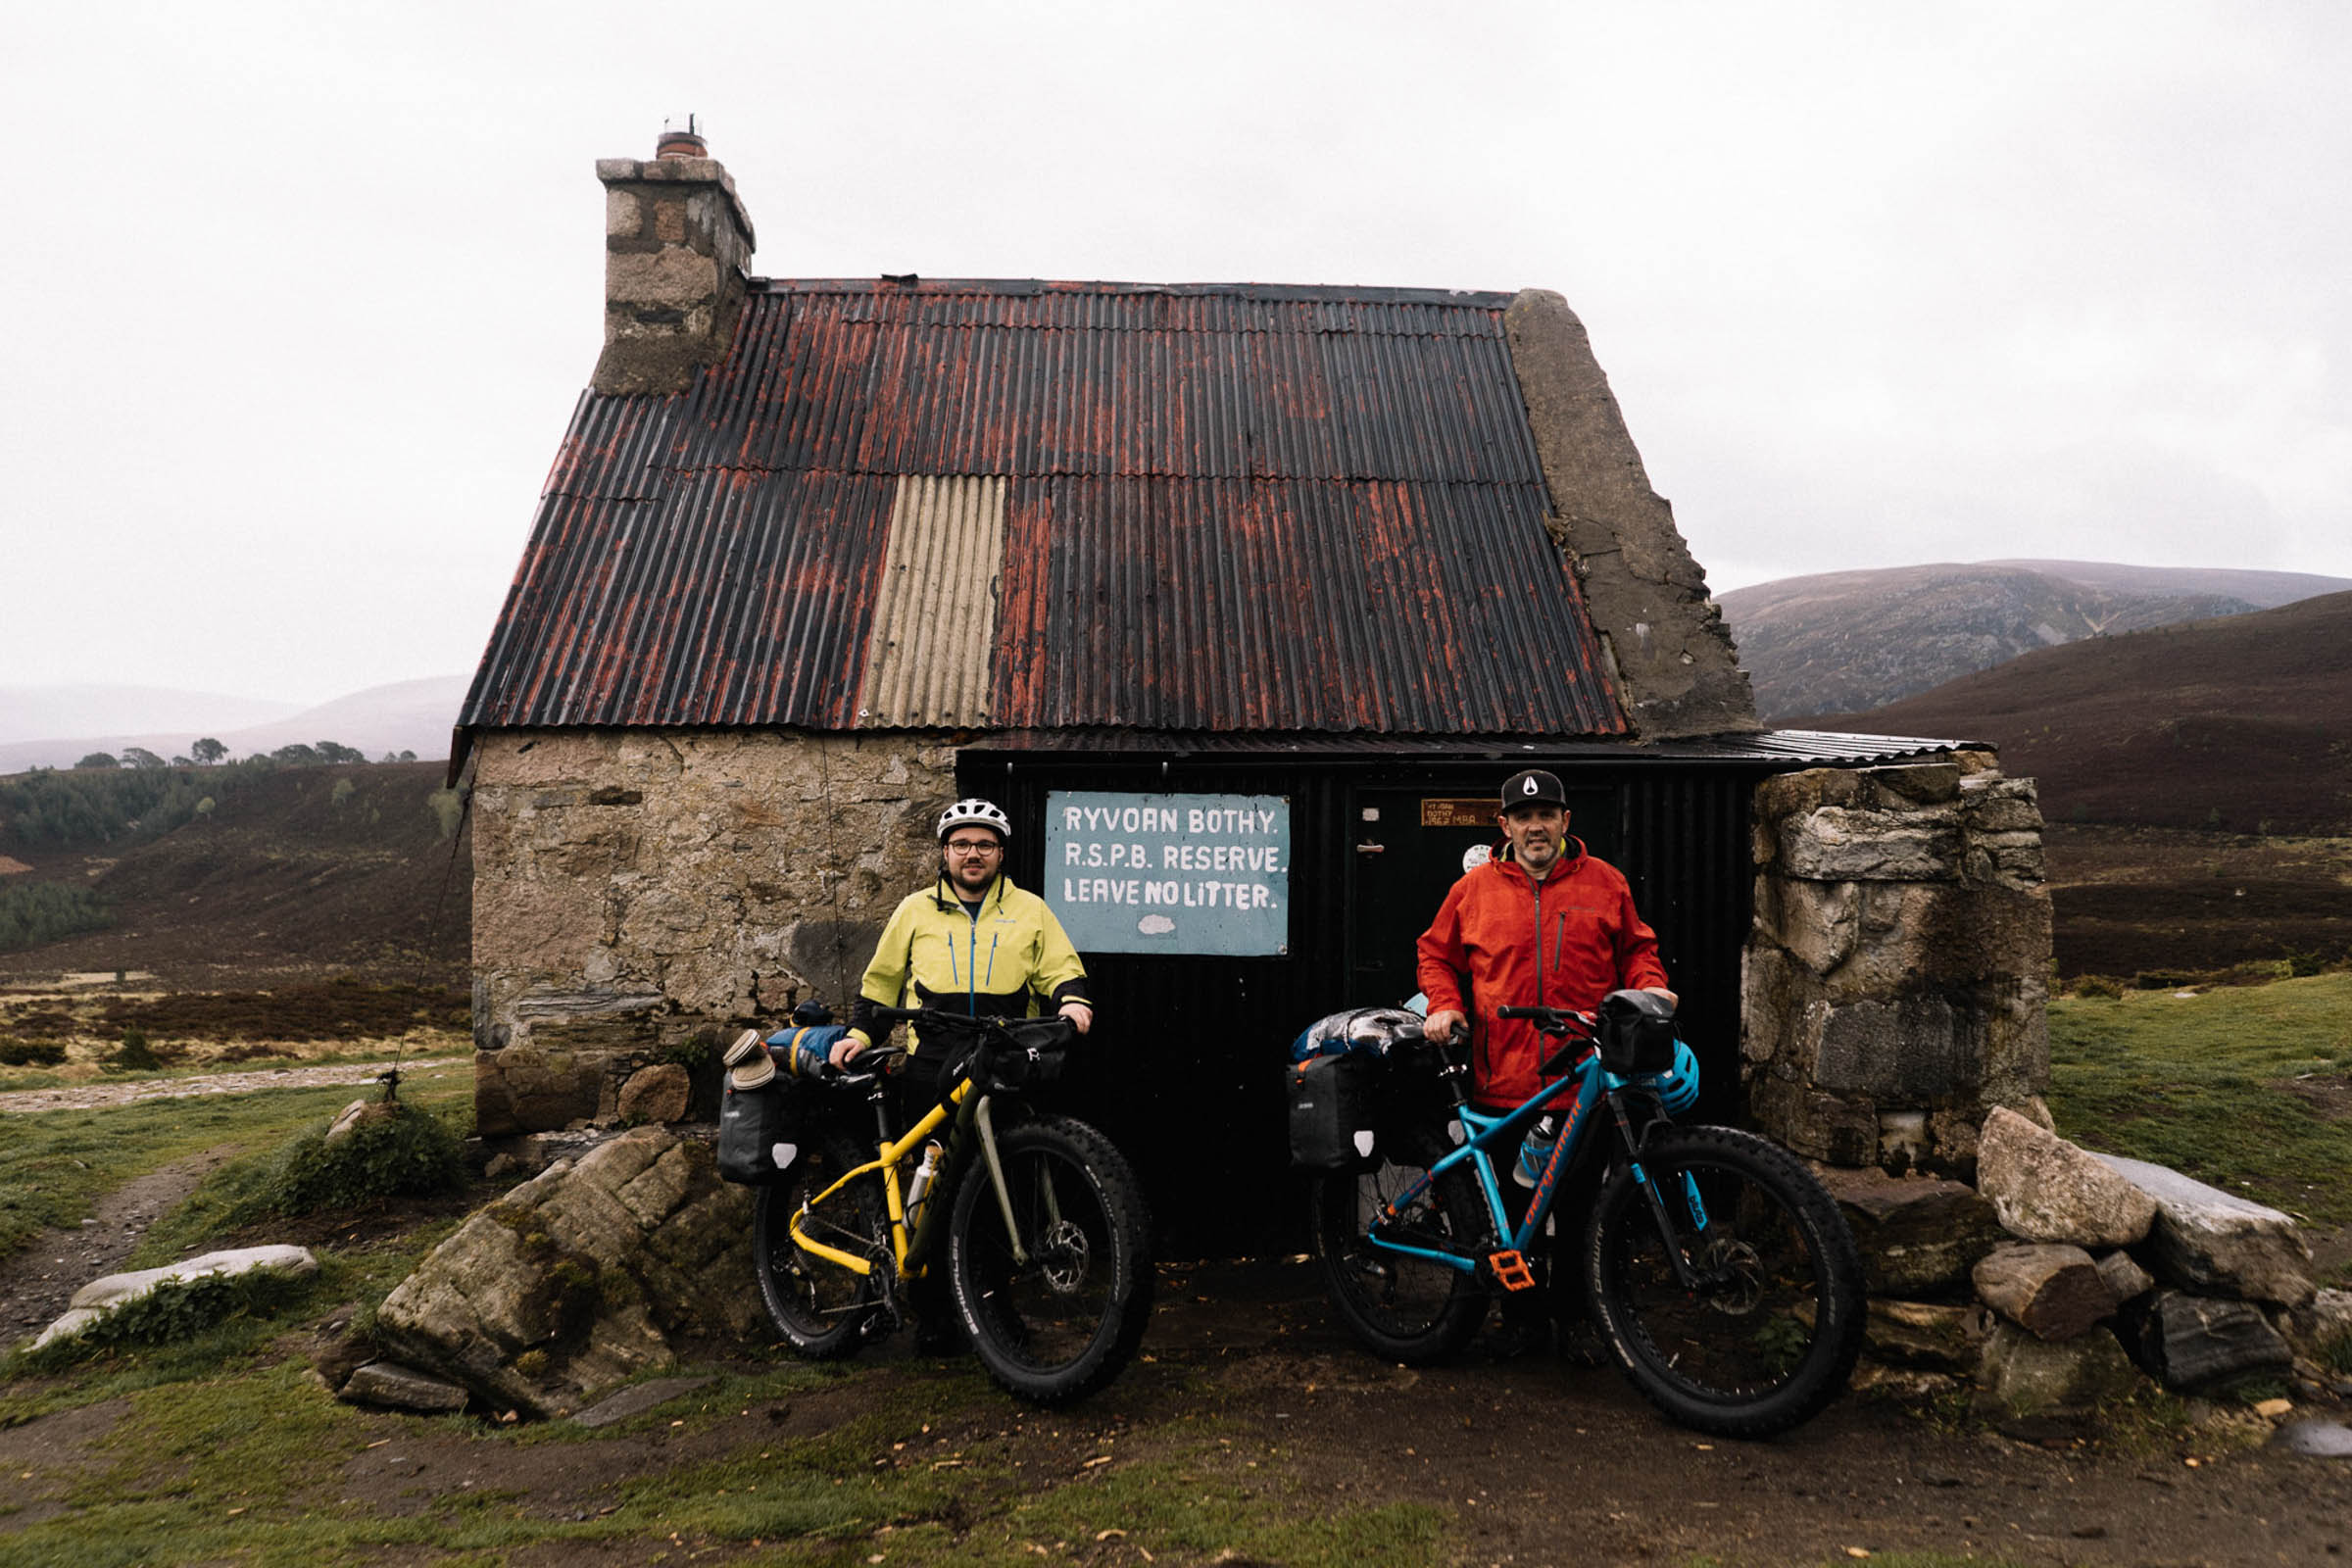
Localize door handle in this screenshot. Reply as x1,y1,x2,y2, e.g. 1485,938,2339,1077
1354,841,1385,856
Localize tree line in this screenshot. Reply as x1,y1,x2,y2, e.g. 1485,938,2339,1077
4,743,413,855
72,740,418,770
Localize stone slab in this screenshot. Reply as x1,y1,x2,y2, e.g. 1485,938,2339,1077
571,1375,717,1429
2130,1290,2295,1393
1974,1322,2144,1438
1813,1164,2003,1295
2271,1420,2352,1457
1863,1299,1985,1374
341,1360,471,1412
2095,1153,2318,1307
70,1245,318,1311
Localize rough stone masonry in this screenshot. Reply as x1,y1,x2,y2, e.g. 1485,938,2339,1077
1741,755,2052,1174
468,730,954,1137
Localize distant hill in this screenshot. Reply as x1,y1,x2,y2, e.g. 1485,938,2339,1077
1806,590,2352,836
0,685,299,747
0,760,469,986
0,675,468,774
1721,563,2352,721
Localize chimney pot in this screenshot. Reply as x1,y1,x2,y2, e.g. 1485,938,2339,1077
656,127,708,161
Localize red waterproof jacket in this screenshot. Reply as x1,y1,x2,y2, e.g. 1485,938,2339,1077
1414,841,1669,1109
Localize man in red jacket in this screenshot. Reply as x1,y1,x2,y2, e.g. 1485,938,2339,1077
1418,769,1677,1104
1416,768,1677,1353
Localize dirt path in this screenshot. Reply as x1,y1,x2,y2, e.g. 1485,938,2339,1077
0,1148,236,1348
0,1056,469,1115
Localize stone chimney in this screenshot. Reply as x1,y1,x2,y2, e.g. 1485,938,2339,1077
593,122,758,395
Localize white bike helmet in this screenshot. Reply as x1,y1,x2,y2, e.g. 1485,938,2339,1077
937,798,1011,843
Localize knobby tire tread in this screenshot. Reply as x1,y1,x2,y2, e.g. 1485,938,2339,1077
947,1114,1152,1406
1310,1140,1490,1365
1581,1124,1865,1439
752,1130,887,1358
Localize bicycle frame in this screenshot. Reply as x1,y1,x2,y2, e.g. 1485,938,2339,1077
788,1029,1060,1286
1367,1043,1701,1290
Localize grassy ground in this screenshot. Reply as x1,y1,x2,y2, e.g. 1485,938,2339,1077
0,981,2340,1565
0,1061,472,1257
2046,971,2352,1229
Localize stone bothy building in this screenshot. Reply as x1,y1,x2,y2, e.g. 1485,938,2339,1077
456,132,2051,1246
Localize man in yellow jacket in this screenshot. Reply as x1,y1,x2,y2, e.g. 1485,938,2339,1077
832,798,1094,1066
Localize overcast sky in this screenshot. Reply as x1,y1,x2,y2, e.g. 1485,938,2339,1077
5,1,2345,707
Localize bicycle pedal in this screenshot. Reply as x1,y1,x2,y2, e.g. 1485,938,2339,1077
1487,1250,1537,1292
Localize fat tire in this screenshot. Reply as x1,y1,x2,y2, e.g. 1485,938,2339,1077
946,1114,1152,1406
753,1131,888,1357
1308,1141,1490,1365
1581,1124,1864,1439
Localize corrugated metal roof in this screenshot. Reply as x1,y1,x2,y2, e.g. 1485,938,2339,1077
962,728,1980,763
461,278,1626,742
858,475,1006,725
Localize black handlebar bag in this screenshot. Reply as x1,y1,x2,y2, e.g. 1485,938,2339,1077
1595,989,1678,1075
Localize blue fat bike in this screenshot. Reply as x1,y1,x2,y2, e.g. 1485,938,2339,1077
751,1007,1152,1405
1307,997,1866,1438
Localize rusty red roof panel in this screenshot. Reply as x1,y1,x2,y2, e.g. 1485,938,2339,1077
461,278,1627,739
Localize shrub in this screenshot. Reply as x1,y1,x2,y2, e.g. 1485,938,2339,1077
260,1102,467,1218
426,787,466,841
2071,974,2126,1000
112,1027,164,1072
0,1039,68,1066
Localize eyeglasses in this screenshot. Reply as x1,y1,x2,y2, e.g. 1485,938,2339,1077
945,840,1003,857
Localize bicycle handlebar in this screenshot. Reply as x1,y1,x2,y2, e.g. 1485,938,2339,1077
1494,1004,1596,1037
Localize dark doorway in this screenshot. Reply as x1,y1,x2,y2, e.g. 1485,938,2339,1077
1343,783,1618,1007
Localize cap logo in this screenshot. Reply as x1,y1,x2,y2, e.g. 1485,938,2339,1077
1522,776,1538,796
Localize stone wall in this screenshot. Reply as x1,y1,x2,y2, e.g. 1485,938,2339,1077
1502,289,1758,739
1741,756,2052,1174
468,729,956,1136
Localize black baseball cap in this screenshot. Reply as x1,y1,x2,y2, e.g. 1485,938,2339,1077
1500,769,1567,810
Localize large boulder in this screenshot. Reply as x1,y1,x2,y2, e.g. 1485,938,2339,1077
1813,1163,2004,1295
2277,1288,2352,1360
1975,1107,2156,1247
1974,1322,2145,1438
374,1129,756,1417
2123,1290,2295,1394
2094,1154,2318,1308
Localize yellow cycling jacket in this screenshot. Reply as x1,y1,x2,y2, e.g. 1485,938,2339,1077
847,872,1091,1048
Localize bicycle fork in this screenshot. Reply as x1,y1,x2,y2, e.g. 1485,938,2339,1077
1608,1089,1711,1293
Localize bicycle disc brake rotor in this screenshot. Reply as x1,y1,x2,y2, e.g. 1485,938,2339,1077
1691,1235,1764,1315
1037,1217,1091,1294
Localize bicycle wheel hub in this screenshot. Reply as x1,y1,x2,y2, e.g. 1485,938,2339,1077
1038,1218,1091,1294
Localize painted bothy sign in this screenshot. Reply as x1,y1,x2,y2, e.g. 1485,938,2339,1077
1046,793,1291,956
454,130,2051,1244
